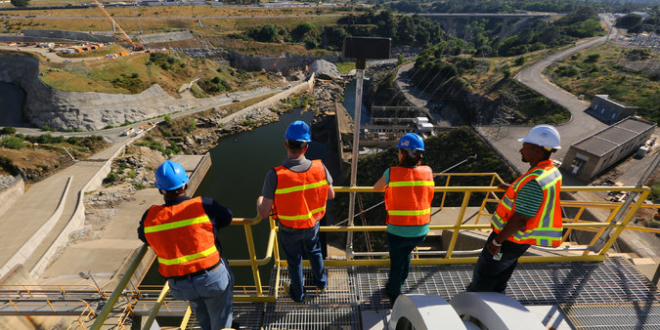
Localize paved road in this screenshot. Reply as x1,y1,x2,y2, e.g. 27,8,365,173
481,33,615,174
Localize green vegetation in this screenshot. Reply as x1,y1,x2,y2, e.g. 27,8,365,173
1,136,25,150
616,11,660,34
547,43,660,124
10,0,29,7
198,76,231,95
1,127,17,135
335,62,356,75
111,73,144,94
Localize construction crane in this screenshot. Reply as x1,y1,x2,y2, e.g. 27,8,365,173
92,0,144,51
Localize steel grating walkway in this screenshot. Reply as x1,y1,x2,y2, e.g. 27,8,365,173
562,303,660,329
255,257,660,329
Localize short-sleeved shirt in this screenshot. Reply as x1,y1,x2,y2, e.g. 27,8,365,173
382,166,430,238
514,180,544,217
261,156,333,200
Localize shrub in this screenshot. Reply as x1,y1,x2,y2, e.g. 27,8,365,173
38,134,53,144
1,136,24,150
67,136,82,144
103,172,119,185
1,127,17,135
585,53,600,63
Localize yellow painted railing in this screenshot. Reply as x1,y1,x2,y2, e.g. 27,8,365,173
89,174,660,329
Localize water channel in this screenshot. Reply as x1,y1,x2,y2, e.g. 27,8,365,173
184,81,365,287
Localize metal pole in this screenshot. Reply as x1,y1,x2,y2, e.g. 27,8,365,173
346,59,365,259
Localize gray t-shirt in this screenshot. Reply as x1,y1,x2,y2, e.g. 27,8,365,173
261,156,333,199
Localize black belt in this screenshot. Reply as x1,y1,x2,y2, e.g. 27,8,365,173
169,262,221,281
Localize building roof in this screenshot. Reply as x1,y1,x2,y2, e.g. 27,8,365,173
572,117,656,156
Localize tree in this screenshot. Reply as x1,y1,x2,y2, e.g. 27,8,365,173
10,0,29,7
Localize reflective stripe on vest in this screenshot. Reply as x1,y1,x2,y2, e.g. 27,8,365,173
491,160,563,247
274,160,329,229
144,197,220,278
385,166,435,226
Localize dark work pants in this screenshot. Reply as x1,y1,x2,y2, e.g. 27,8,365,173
387,232,426,303
467,231,530,293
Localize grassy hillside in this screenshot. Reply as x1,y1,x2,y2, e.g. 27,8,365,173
546,43,660,124
38,50,287,95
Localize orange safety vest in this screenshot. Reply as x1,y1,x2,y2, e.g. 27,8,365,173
491,159,563,247
273,160,329,229
385,166,435,226
144,197,220,278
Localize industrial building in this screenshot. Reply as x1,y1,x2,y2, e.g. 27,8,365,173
561,116,656,180
586,94,639,124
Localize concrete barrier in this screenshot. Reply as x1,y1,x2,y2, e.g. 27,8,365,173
29,140,138,277
0,175,24,219
0,176,72,279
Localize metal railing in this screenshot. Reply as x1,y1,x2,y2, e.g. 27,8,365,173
88,173,659,329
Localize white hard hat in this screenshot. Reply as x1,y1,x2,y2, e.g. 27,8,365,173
518,124,561,150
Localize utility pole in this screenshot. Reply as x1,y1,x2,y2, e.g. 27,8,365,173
342,37,390,259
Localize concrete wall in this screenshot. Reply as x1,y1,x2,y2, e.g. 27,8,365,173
227,50,343,72
22,29,116,43
588,95,638,125
0,175,24,219
29,136,143,277
0,177,72,281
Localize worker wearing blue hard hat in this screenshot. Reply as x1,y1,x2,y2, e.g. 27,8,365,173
374,133,434,307
138,160,236,330
257,120,335,303
284,120,312,142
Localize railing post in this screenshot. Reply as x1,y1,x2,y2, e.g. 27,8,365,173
446,191,472,258
440,175,451,211
244,223,263,296
143,282,170,330
90,245,148,330
597,188,651,255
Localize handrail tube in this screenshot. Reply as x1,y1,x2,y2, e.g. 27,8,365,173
91,244,148,330
142,282,170,330
333,185,649,193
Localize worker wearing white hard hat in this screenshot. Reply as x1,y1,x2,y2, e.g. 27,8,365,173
467,125,563,293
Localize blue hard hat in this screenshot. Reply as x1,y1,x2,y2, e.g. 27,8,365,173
155,160,189,191
397,133,425,151
285,121,311,142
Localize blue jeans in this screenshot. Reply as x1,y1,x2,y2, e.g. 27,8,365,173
279,221,327,302
167,258,234,330
467,231,530,293
387,232,426,303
